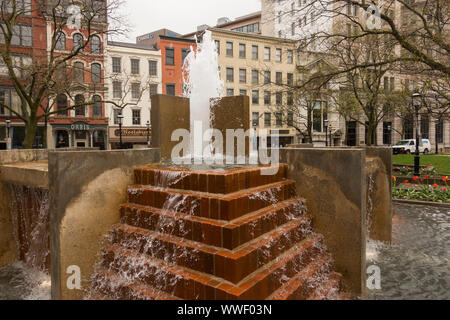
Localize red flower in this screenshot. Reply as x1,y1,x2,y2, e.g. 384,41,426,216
442,176,449,183
406,166,409,169
441,188,447,191
404,180,409,184
420,179,424,182
413,176,419,182
433,184,439,189
424,175,430,179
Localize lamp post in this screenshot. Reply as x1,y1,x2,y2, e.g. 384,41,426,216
5,119,11,150
387,124,392,146
329,125,333,147
324,120,329,147
146,120,151,148
412,93,421,176
117,113,124,150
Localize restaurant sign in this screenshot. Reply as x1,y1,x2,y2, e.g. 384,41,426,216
114,128,152,137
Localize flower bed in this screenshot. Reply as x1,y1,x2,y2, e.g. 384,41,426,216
392,176,449,203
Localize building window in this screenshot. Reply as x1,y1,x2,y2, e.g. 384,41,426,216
276,92,282,105
239,69,247,83
91,35,101,54
226,42,233,56
291,22,295,36
264,112,271,127
74,94,85,117
55,31,66,50
149,60,158,76
287,73,294,86
239,89,247,96
264,71,271,84
287,112,294,127
149,83,158,98
131,83,140,99
313,101,328,133
91,63,101,83
227,88,234,96
132,109,141,125
73,33,83,51
131,59,140,74
421,115,429,139
182,48,190,65
239,43,246,58
404,115,414,139
73,62,84,83
436,119,444,143
0,90,7,115
215,40,220,55
287,50,293,64
112,57,121,73
226,68,234,82
8,24,32,46
252,70,259,84
276,112,283,127
264,91,271,105
166,83,175,96
252,112,259,127
92,95,102,117
276,72,282,85
113,109,121,125
56,94,68,116
287,92,294,105
113,81,122,99
252,90,259,105
166,47,174,66
252,45,258,59
275,48,282,62
264,47,270,61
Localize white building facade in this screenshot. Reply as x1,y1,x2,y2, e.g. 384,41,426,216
105,42,162,149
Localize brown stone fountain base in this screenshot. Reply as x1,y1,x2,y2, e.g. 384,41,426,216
89,164,347,300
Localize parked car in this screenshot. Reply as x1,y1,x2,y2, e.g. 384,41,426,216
393,139,432,155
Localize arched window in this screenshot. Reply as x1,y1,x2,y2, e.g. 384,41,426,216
56,94,68,116
74,94,85,117
92,95,102,117
73,62,84,83
91,63,101,84
91,35,101,54
73,33,84,51
55,31,66,50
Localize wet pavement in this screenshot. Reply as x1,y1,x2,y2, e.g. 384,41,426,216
365,203,450,300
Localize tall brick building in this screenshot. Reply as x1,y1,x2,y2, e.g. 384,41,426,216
0,0,109,150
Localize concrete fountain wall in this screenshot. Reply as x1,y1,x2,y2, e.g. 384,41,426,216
48,149,161,300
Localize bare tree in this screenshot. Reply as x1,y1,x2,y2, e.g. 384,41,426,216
0,0,125,148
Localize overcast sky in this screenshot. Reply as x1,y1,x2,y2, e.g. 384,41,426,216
119,0,261,42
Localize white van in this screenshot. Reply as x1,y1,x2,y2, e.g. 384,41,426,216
393,139,432,155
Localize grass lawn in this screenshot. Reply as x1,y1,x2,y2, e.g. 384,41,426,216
393,155,450,175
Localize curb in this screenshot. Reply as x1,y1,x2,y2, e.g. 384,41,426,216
393,199,450,209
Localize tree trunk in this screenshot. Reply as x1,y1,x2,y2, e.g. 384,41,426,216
22,120,37,149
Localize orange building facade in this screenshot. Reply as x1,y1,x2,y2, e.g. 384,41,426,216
156,36,196,97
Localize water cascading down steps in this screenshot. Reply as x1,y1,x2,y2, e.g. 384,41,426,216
89,164,346,300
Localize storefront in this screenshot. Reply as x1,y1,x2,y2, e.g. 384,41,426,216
52,121,108,150
108,126,152,150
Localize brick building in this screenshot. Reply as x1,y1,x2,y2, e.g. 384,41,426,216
0,0,109,150
137,34,196,97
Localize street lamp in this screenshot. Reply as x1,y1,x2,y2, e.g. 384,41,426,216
329,124,333,147
412,92,421,176
324,119,329,147
387,124,392,146
146,120,151,148
117,113,124,150
5,119,11,150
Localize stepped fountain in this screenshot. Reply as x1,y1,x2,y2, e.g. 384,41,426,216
87,31,348,300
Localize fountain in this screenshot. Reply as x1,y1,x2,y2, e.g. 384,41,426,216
87,31,348,300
